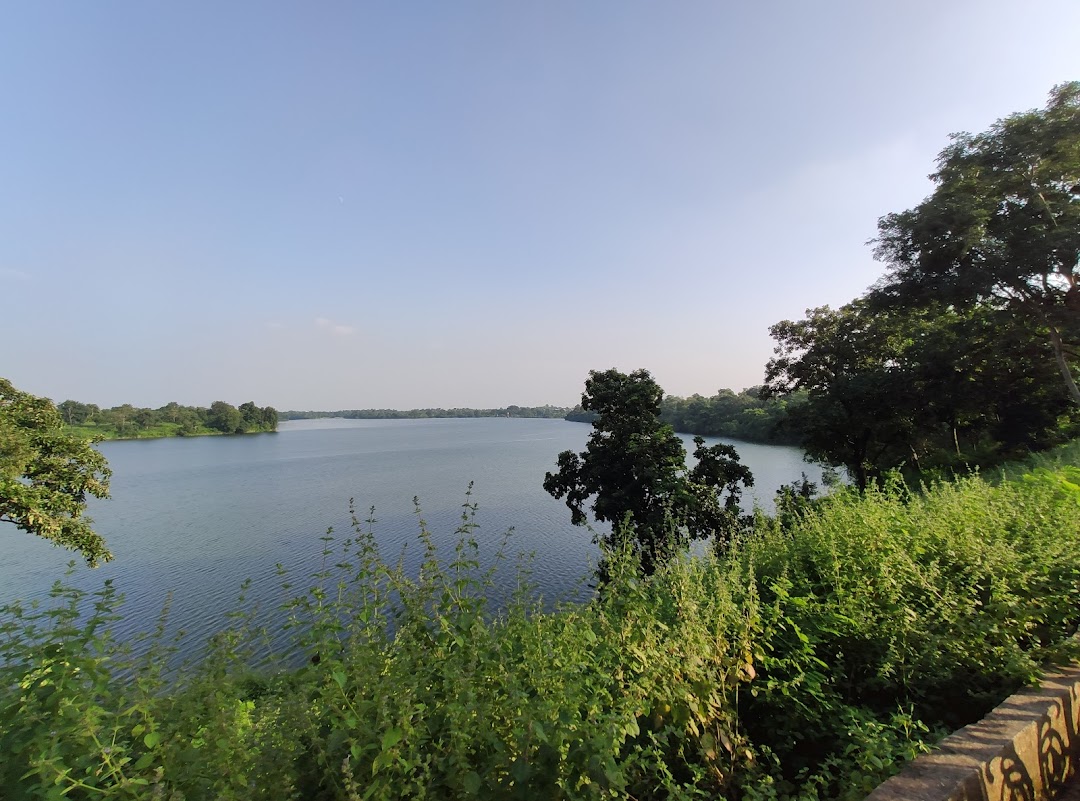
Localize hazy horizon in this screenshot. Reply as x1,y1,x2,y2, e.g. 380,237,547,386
3,2,1079,410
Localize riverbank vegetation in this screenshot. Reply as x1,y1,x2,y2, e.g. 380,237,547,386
566,387,801,447
4,444,1080,800
60,399,278,439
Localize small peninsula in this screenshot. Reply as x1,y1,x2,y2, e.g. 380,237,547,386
60,399,278,440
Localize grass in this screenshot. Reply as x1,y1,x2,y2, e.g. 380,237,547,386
67,423,225,440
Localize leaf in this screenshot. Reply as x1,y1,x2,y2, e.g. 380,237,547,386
510,757,530,784
463,771,482,794
381,727,403,750
133,752,155,771
143,731,161,749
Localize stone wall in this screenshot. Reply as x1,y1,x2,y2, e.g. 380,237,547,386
866,661,1080,801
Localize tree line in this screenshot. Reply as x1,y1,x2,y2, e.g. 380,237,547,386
59,398,279,438
282,405,570,420
566,386,803,445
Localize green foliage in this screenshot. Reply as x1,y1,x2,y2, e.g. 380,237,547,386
0,377,113,565
739,469,1080,775
545,369,754,575
208,401,244,434
763,83,1080,486
568,388,799,446
0,500,764,801
4,454,1080,799
765,300,1077,488
659,388,801,445
873,81,1080,405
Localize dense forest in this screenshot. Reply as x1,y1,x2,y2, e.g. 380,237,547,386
281,405,570,420
58,399,278,439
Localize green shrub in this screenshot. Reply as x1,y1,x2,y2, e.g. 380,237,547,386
733,468,1080,795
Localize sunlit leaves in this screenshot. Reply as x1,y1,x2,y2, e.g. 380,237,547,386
0,377,113,565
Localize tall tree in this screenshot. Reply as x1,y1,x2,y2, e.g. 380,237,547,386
0,378,113,565
238,401,260,430
544,369,753,575
873,82,1080,404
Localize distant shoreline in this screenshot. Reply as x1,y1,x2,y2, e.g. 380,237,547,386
280,405,572,421
67,425,277,442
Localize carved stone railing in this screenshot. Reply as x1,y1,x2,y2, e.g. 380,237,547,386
866,661,1080,801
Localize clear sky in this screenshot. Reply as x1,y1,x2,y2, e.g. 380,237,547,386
2,2,1078,410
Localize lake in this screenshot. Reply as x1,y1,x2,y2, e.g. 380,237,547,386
1,418,831,657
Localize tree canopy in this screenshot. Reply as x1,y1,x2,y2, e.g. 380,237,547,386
1,378,113,565
873,81,1080,404
544,369,753,575
765,298,1075,488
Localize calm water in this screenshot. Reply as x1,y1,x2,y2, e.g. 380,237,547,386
1,418,829,655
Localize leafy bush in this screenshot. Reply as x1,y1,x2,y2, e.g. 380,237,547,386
733,468,1080,795
3,459,1080,800
0,499,763,800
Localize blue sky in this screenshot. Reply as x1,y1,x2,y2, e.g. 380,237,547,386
2,2,1078,410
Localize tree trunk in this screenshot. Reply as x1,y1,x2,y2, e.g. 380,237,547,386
1047,323,1080,407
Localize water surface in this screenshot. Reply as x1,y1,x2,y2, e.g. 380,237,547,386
1,418,829,655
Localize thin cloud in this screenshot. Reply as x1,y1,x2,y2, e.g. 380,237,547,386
315,316,354,336
0,268,30,281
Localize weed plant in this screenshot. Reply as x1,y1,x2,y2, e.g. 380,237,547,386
2,460,1080,800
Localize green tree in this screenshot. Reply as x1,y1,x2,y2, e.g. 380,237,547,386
238,401,260,431
873,81,1080,405
765,300,1075,487
57,399,91,425
207,400,242,433
259,405,278,430
765,302,918,489
0,378,113,565
159,401,182,423
544,369,753,575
